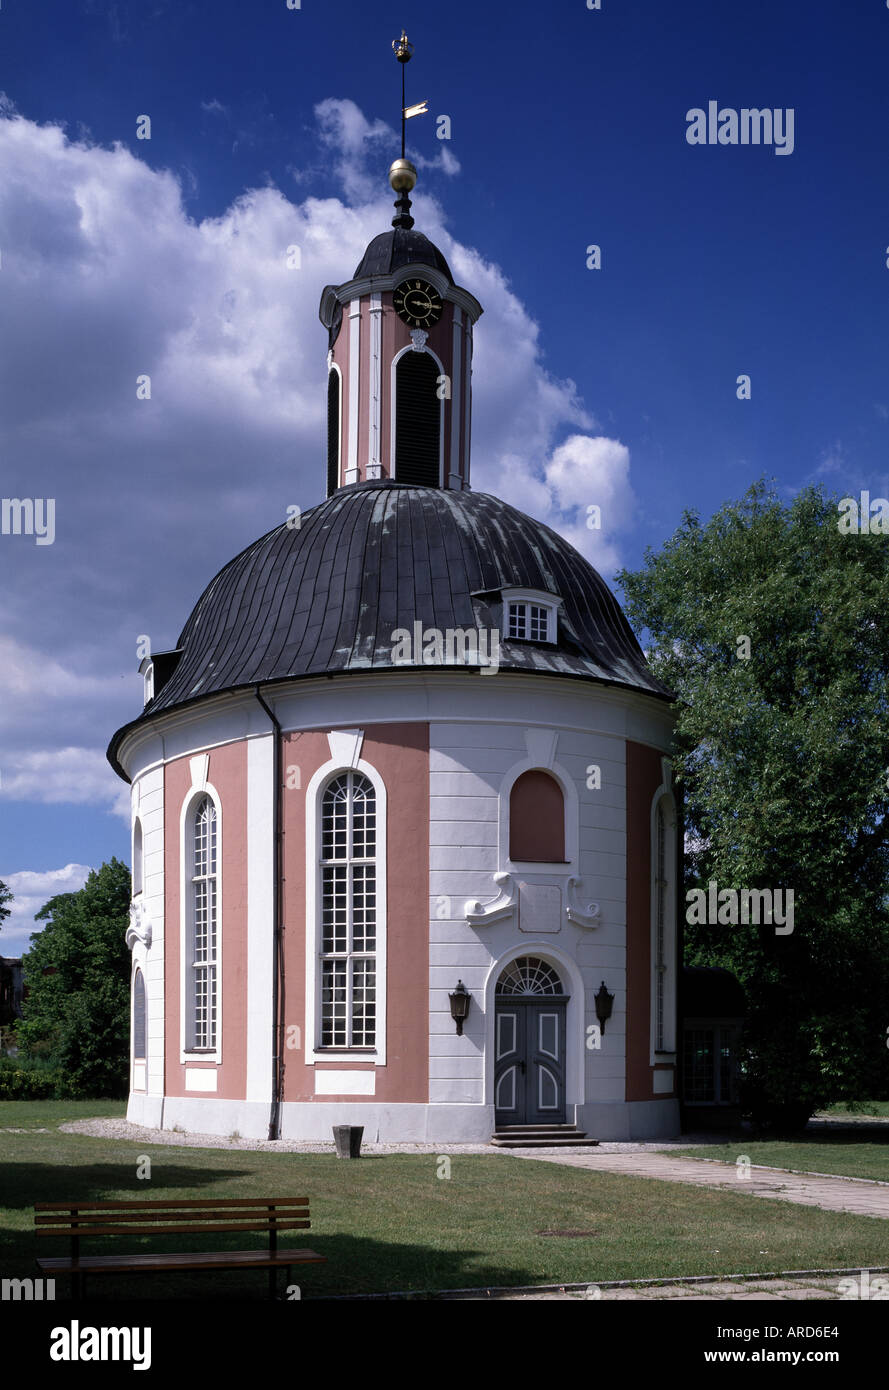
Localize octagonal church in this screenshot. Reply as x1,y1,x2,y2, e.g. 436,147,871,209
108,133,680,1145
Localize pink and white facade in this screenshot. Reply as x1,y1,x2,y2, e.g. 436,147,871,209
120,676,679,1141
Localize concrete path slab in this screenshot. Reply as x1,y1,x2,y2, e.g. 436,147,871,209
445,1276,849,1300
511,1150,889,1219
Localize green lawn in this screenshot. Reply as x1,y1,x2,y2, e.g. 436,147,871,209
821,1102,889,1120
2,1101,888,1298
668,1137,889,1184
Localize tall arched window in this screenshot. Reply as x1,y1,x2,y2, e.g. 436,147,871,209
188,795,218,1051
133,969,146,1060
132,818,143,897
652,795,677,1055
509,770,565,862
327,367,341,496
394,350,441,486
319,772,376,1048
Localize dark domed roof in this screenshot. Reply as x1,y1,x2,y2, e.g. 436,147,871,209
353,228,454,283
108,482,672,776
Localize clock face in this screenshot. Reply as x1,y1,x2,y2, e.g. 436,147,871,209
393,279,443,329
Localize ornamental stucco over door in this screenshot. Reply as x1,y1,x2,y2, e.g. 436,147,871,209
494,957,567,1125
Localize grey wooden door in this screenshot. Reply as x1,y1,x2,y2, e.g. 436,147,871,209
494,999,567,1124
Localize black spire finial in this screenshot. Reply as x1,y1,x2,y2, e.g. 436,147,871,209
389,30,426,230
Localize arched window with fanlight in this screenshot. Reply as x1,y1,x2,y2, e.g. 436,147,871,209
509,770,566,863
319,772,377,1049
187,795,218,1052
393,349,441,486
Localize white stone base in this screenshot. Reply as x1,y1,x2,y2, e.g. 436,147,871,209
127,1092,165,1129
577,1098,681,1141
153,1096,496,1142
129,1093,680,1143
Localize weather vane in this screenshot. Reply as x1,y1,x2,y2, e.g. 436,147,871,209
388,30,428,229
392,29,428,160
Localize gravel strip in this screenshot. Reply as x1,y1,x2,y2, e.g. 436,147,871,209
58,1117,729,1155
55,1115,885,1156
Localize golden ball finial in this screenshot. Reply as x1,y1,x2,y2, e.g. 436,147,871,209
389,158,417,193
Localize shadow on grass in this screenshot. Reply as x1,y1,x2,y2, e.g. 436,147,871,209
685,1122,889,1145
0,1160,546,1298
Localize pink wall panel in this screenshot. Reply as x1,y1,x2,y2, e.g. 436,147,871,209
164,742,248,1101
281,723,430,1103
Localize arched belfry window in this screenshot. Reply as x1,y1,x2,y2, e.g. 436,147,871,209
394,350,441,486
327,367,341,496
133,969,146,1060
509,770,565,863
319,772,377,1048
188,795,218,1051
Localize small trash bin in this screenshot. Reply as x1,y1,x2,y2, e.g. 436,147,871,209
332,1124,364,1159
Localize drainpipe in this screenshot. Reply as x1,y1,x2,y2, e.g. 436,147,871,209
254,686,284,1140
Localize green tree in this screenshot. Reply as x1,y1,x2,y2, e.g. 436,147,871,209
17,859,131,1097
0,878,12,929
617,480,889,1126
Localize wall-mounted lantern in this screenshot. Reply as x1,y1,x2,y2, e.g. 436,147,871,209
448,979,471,1036
594,980,614,1034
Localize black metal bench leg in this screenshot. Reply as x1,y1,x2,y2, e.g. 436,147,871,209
269,1265,277,1299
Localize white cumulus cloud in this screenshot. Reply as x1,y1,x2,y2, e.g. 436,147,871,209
0,95,635,829
0,863,94,953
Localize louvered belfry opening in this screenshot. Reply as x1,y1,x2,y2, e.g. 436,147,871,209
394,351,441,486
327,369,341,496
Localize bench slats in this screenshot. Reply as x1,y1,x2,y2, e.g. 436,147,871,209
37,1248,325,1275
36,1210,308,1228
34,1198,309,1212
37,1220,311,1238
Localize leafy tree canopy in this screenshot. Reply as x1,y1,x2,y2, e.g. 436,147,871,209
17,858,131,1096
617,480,889,1117
0,879,12,929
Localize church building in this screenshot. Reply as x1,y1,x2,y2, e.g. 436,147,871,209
108,37,680,1144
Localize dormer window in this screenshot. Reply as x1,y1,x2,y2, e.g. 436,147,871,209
139,657,155,706
500,588,561,645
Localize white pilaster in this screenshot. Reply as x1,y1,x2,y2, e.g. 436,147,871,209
346,300,361,484
246,734,275,1103
448,306,463,489
368,294,382,479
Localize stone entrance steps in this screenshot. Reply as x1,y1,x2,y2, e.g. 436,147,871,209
490,1123,599,1148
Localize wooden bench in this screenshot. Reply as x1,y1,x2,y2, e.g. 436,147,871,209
35,1197,326,1299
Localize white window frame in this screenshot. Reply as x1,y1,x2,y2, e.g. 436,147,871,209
305,757,388,1066
179,784,223,1064
499,756,578,877
139,658,154,706
318,771,378,1051
649,777,677,1065
500,587,562,645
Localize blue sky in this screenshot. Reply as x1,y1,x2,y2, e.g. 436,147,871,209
1,0,887,949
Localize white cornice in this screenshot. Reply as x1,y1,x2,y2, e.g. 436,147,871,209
113,670,676,781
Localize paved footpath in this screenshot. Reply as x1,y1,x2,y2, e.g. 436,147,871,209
444,1275,852,1300
512,1151,889,1220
